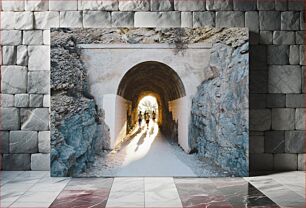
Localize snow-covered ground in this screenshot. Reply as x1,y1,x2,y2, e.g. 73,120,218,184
81,122,225,177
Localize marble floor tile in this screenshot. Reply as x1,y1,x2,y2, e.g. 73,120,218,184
175,179,231,208
174,178,214,184
106,191,144,208
145,177,176,192
65,178,113,190
245,176,305,208
111,177,144,192
1,182,36,195
50,190,110,208
145,189,183,208
9,191,61,208
0,171,24,186
28,177,70,192
1,194,21,208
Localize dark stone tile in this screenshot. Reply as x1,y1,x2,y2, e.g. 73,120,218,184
175,178,280,208
50,190,109,208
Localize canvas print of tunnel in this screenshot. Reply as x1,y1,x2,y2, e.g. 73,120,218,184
50,28,249,177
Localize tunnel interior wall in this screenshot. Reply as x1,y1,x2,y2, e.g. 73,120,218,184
102,94,129,148
168,97,190,152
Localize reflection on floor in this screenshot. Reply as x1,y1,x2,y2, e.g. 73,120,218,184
1,171,305,208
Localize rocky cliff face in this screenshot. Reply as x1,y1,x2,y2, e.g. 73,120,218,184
50,29,110,176
190,41,249,176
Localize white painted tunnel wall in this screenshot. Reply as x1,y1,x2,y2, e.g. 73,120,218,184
168,96,190,153
102,94,129,148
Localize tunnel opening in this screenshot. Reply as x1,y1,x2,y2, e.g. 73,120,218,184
117,61,186,143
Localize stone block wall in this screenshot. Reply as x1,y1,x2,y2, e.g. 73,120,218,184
0,0,305,171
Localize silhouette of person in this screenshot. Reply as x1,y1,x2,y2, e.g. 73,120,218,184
152,111,156,122
138,111,142,128
144,111,150,129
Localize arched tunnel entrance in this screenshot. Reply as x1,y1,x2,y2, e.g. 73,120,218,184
116,61,188,150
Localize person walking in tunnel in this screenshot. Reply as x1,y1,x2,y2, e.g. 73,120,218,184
138,111,143,128
152,111,156,122
144,111,150,129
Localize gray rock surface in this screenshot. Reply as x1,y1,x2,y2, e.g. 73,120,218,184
190,39,249,176
28,46,50,71
245,11,259,32
289,45,300,65
0,131,9,153
216,11,244,27
23,30,43,45
267,45,289,64
14,12,34,30
49,1,78,11
3,154,31,170
38,131,50,153
193,12,215,27
21,108,49,131
274,154,298,170
1,66,27,94
112,12,134,27
250,153,273,171
206,0,232,10
281,11,300,30
17,45,28,66
1,94,14,107
259,31,272,44
134,12,181,27
28,71,50,94
25,0,49,11
249,136,264,153
273,31,295,45
295,108,304,130
181,12,192,27
10,131,38,153
51,29,110,176
79,0,118,11
275,0,287,11
59,11,82,27
286,94,304,108
29,94,44,107
259,11,281,30
151,0,173,11
264,131,285,153
233,0,257,11
119,0,150,11
174,0,205,11
2,46,16,65
34,11,60,29
15,94,29,107
298,154,305,170
272,108,295,130
285,131,304,153
269,65,301,93
31,153,50,170
83,11,111,28
250,109,271,131
257,0,274,10
296,31,304,44
1,30,22,45
1,108,20,130
266,94,285,108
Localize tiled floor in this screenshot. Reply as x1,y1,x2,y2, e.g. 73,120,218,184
1,171,305,208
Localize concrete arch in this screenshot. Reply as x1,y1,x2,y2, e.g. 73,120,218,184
117,61,186,101
115,61,189,152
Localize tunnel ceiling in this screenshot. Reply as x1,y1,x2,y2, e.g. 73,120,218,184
117,61,186,101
